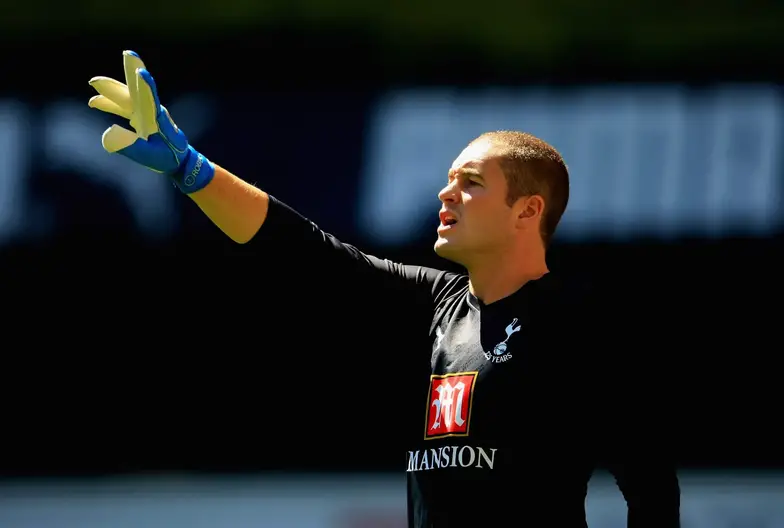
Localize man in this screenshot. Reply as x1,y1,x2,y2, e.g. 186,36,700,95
88,51,680,527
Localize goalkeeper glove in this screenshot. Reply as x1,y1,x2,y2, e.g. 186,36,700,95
88,50,215,194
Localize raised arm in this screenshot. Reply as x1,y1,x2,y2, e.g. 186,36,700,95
87,50,463,309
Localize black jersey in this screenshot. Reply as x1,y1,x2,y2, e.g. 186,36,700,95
254,196,680,528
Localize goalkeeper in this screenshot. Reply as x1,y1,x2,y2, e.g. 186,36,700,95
88,51,680,528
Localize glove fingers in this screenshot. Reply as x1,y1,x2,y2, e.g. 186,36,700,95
122,50,147,78
88,76,131,110
137,68,187,151
101,124,139,153
88,95,132,119
123,50,147,119
135,68,161,140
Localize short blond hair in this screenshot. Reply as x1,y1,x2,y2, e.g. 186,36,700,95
471,131,569,247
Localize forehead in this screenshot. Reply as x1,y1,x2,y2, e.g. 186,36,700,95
450,140,504,174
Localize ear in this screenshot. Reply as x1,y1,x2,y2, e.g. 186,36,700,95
516,195,545,225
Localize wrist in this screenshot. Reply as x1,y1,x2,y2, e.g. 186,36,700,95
171,146,215,194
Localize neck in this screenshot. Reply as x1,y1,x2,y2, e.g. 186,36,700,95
467,242,548,305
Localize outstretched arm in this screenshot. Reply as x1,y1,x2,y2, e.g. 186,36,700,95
88,50,464,311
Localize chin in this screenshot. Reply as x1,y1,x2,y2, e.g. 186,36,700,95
434,238,463,264
434,236,449,253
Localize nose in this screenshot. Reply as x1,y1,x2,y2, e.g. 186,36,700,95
438,180,459,204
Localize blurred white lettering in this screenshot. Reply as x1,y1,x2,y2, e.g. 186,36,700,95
360,85,783,244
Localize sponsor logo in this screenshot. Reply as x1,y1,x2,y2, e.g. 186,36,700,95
407,445,497,472
424,372,477,440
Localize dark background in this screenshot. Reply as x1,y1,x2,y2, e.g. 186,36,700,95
0,0,782,496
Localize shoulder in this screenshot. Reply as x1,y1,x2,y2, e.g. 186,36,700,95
432,270,469,306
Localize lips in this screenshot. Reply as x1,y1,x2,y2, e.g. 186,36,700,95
439,210,459,227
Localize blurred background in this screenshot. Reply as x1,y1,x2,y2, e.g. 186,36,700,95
1,1,783,526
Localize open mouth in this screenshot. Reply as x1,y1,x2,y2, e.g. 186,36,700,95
439,211,459,228
438,216,458,232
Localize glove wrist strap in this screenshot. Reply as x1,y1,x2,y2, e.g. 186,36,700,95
171,147,215,194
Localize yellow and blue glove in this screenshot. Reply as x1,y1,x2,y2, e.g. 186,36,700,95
88,50,215,193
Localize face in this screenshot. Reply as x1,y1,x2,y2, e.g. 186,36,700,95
434,140,542,267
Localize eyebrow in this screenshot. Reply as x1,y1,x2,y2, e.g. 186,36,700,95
449,168,483,179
